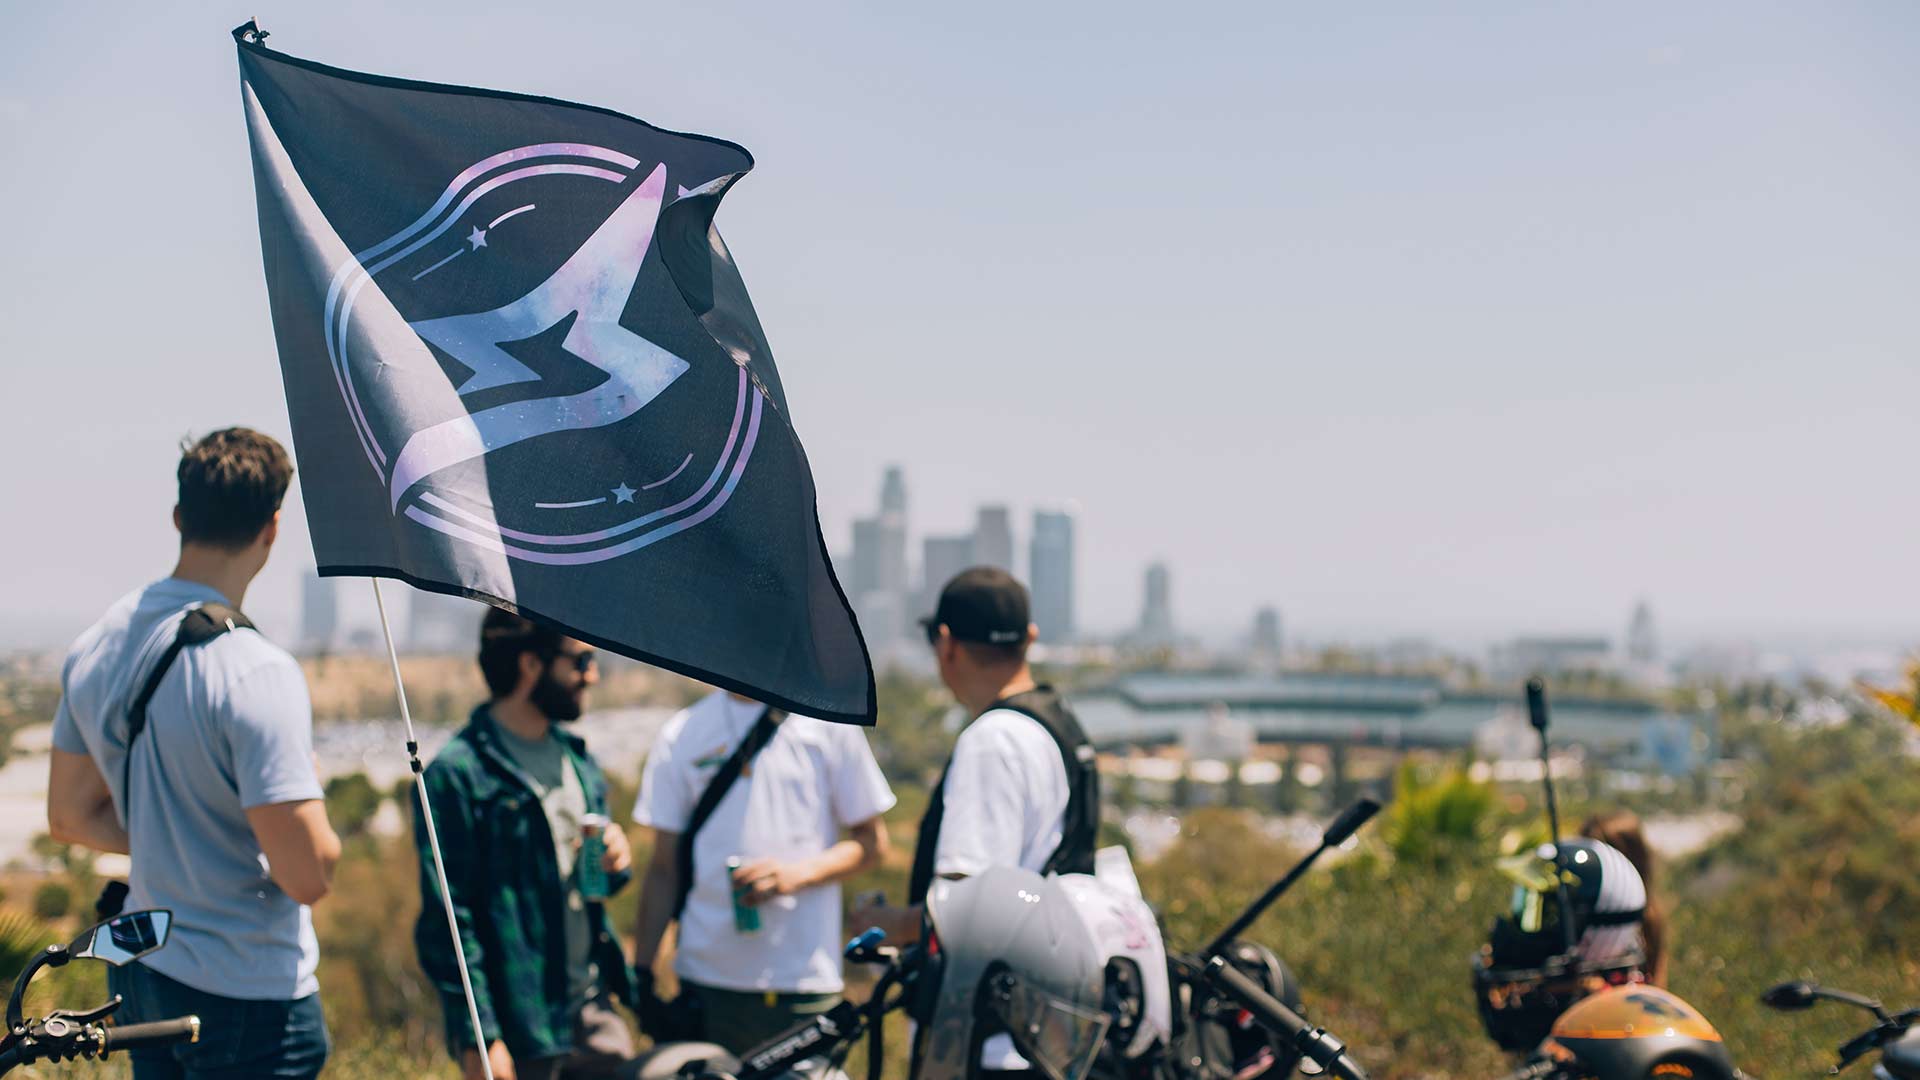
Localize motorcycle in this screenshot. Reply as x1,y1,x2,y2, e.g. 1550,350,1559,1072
1162,798,1380,1080
635,799,1382,1080
1761,980,1920,1080
0,907,201,1074
1483,682,1742,1080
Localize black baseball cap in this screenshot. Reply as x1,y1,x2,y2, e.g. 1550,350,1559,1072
921,566,1031,646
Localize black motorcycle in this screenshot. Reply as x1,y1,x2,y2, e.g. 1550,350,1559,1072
0,907,201,1074
632,799,1383,1080
1762,980,1920,1080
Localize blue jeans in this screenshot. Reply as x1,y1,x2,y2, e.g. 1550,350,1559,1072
107,962,329,1080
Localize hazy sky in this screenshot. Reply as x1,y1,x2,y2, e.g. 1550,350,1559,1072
2,2,1916,651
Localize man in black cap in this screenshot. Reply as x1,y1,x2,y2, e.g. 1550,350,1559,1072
853,566,1100,1073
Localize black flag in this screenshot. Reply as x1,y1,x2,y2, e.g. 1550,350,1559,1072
234,23,873,723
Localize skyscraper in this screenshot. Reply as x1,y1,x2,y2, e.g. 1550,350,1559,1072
849,517,884,597
299,570,337,654
877,466,909,594
1252,606,1282,655
847,467,914,651
920,535,975,617
1627,600,1659,666
971,505,1014,575
1029,509,1075,644
409,589,482,654
1138,562,1174,647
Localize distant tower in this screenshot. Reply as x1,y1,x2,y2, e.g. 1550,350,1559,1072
409,590,481,654
1029,509,1076,644
299,571,337,654
1138,562,1174,647
1627,600,1659,666
849,467,912,650
920,535,976,616
877,466,909,593
971,506,1014,574
1252,606,1282,655
848,517,883,597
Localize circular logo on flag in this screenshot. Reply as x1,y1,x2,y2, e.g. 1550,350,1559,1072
322,143,762,565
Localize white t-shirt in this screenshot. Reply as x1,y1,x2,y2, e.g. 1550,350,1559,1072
635,691,895,994
933,707,1072,879
933,706,1072,1069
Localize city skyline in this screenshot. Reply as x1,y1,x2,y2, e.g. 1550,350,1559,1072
2,4,1916,662
842,466,1082,650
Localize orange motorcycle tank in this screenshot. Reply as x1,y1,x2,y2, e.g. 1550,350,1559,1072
1540,986,1737,1080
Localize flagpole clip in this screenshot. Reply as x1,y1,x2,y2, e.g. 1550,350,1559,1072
233,18,270,46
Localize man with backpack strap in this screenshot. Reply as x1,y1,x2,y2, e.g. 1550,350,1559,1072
629,690,894,1057
853,566,1102,1077
47,427,341,1080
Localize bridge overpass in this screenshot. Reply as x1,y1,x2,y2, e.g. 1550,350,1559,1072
1070,671,1712,773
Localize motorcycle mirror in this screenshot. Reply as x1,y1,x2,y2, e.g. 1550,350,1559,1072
1322,798,1382,848
1525,678,1550,733
1761,981,1820,1011
69,909,173,968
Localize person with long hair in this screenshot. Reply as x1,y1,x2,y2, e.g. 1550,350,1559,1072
1581,809,1669,987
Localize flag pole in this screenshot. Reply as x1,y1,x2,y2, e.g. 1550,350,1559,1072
370,579,495,1080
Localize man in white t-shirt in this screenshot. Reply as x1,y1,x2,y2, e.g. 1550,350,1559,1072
629,690,894,1056
853,566,1101,1077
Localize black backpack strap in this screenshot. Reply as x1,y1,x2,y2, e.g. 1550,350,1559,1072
671,706,783,921
993,687,1100,880
120,603,254,819
907,687,1099,904
905,767,949,906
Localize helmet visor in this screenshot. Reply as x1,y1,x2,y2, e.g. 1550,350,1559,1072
979,964,1113,1080
1496,850,1570,934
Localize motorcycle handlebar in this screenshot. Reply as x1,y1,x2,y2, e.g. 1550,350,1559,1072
0,1014,200,1075
1203,956,1370,1080
102,1016,201,1053
1502,1059,1561,1080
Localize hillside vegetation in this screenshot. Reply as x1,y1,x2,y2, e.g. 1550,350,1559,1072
13,680,1919,1079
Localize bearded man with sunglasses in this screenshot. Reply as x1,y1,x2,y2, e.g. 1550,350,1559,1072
414,608,637,1080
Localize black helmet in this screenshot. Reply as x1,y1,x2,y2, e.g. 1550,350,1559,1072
1539,985,1738,1080
1179,940,1305,1080
1472,839,1649,1051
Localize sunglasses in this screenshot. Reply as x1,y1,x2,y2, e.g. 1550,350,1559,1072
554,650,597,674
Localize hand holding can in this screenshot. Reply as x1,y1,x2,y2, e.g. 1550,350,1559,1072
726,856,762,933
578,813,611,901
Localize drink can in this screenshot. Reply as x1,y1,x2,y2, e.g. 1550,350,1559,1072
578,813,610,901
726,856,762,933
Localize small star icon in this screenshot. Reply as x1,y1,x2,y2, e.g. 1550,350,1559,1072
611,482,636,504
467,227,488,250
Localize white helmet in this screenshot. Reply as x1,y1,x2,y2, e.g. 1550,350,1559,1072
914,867,1112,1080
1055,873,1173,1064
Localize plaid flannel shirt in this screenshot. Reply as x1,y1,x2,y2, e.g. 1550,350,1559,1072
412,705,633,1060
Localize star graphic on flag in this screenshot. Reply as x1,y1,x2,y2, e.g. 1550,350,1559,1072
467,226,488,250
390,165,690,509
611,482,636,503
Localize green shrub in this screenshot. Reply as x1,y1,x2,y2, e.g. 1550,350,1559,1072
1378,760,1498,866
325,773,385,838
0,907,56,988
31,881,72,921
